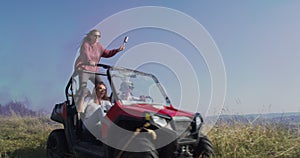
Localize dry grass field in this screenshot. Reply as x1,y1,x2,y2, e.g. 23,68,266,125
0,115,299,158
208,117,300,157
0,115,62,158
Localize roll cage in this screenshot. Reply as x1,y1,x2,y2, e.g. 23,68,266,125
65,64,172,107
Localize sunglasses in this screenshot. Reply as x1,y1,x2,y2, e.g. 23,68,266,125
93,34,101,38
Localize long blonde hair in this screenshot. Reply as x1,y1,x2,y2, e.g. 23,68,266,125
84,29,100,42
79,29,100,52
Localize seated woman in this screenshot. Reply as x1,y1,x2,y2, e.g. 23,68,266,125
77,81,112,140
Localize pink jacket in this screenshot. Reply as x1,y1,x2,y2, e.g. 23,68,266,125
75,41,119,72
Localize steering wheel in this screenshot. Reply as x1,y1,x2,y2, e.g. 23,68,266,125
143,95,154,103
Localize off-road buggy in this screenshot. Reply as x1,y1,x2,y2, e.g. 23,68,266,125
46,64,214,158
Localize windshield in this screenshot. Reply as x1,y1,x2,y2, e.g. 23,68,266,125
109,67,170,106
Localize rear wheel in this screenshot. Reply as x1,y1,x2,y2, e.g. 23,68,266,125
193,136,214,158
47,129,68,158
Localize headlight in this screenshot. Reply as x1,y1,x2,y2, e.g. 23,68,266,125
152,115,168,127
174,116,192,132
144,112,169,127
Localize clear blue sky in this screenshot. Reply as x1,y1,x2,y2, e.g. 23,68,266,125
0,1,300,114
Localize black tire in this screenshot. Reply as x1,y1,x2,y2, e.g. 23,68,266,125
47,129,68,158
193,136,214,158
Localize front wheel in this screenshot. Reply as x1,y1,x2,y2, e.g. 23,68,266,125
193,136,214,158
46,129,68,158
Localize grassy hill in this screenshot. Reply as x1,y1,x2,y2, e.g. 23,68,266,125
0,101,299,157
0,115,299,158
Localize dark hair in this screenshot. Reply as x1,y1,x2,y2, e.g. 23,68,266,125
95,81,109,100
